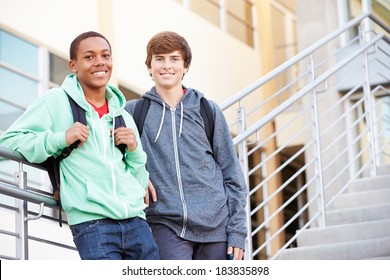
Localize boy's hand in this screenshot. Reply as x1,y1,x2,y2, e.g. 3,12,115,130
144,180,158,206
227,246,244,260
65,122,89,146
113,127,137,152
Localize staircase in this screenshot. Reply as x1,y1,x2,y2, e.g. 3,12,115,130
220,13,390,260
275,164,390,260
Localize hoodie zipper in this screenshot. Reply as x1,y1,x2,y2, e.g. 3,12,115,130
97,113,129,218
171,107,188,237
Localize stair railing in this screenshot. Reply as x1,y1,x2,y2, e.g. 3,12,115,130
0,146,76,259
220,12,390,259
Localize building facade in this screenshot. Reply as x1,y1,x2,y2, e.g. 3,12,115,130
0,0,388,259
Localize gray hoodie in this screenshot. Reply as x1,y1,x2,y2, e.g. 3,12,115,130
125,86,247,249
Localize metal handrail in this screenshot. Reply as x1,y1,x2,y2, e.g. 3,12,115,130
234,35,384,146
0,181,57,207
0,146,45,171
220,12,371,111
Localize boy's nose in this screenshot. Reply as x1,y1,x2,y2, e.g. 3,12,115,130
163,61,172,69
96,55,105,65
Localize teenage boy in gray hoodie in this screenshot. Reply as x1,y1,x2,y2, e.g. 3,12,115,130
125,31,248,260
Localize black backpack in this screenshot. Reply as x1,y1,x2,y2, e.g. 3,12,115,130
41,93,126,226
132,97,215,149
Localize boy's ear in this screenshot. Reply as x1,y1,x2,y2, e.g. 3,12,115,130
147,65,152,77
69,60,77,73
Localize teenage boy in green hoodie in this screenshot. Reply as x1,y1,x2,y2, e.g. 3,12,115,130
0,31,159,260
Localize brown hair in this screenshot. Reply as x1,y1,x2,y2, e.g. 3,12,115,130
69,31,111,60
145,31,192,68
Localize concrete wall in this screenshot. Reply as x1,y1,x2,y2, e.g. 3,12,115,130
0,0,261,104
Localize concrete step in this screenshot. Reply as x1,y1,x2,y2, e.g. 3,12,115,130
275,236,390,260
367,256,390,260
326,203,390,226
349,174,390,193
362,164,390,177
329,188,390,210
297,219,390,247
377,164,390,175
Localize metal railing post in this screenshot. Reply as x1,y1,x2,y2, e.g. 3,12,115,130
344,99,359,179
308,55,327,227
359,24,378,176
260,149,271,258
14,163,29,260
236,103,253,260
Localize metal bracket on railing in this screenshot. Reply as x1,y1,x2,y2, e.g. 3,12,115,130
315,81,328,94
246,131,260,146
25,202,45,221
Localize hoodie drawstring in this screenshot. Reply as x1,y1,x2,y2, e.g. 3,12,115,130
112,112,116,157
179,102,183,137
153,101,184,142
88,107,100,153
154,102,166,142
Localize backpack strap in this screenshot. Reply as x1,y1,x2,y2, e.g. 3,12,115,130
200,97,215,150
113,115,127,157
133,96,215,148
57,95,86,161
46,94,86,226
60,96,127,158
133,98,151,136
43,156,63,226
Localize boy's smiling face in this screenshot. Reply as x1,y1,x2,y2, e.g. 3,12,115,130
148,50,188,92
69,36,112,94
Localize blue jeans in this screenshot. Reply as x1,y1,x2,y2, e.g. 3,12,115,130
70,217,159,260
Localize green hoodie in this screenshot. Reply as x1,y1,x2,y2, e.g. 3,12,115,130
0,74,149,225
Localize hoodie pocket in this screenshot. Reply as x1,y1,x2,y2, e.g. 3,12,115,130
85,178,115,205
85,176,147,218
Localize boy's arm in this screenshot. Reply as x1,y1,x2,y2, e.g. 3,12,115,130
212,103,248,250
120,113,149,190
0,97,67,163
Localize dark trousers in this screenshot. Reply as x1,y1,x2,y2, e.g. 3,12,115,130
151,223,228,260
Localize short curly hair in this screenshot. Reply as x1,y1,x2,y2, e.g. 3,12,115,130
69,31,111,60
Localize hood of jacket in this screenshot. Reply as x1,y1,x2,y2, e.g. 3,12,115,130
61,74,126,118
141,86,205,142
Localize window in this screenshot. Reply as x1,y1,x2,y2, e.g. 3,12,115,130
0,30,39,75
49,53,70,86
189,0,220,27
226,0,254,47
0,30,69,194
0,30,39,132
181,0,255,47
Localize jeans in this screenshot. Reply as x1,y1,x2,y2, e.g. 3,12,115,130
70,217,159,260
151,223,228,260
